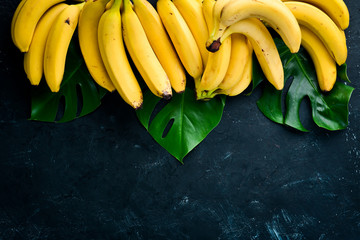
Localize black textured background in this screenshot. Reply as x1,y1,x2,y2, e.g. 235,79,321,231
1,0,360,239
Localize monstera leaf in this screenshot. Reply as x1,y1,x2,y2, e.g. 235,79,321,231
136,87,226,163
30,38,107,123
256,38,354,132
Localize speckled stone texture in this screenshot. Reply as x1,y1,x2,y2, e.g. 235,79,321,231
0,0,359,239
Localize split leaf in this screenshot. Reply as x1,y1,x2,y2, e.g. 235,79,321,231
136,87,226,163
256,38,354,131
30,38,107,123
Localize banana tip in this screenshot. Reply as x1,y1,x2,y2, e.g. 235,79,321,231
134,102,143,111
206,39,221,53
163,92,172,101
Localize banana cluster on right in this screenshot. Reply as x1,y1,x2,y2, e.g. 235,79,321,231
11,0,350,108
201,0,349,99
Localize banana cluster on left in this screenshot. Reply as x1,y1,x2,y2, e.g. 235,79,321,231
12,0,84,92
11,0,180,109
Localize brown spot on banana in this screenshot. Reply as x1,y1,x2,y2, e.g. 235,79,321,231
134,103,143,110
206,38,222,52
162,90,172,100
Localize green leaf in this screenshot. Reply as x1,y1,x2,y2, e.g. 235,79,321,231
256,38,354,132
136,90,161,130
30,37,107,123
337,63,350,83
136,87,226,163
246,54,266,95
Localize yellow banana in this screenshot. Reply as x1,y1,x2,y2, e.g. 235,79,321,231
222,53,253,97
173,0,209,66
23,3,68,86
196,0,231,100
122,0,172,99
219,18,284,90
209,0,231,45
43,3,84,92
202,47,253,98
133,0,186,93
281,0,349,30
196,40,231,99
78,0,115,92
157,0,203,80
98,0,143,109
300,26,337,92
217,34,253,91
202,0,215,29
106,0,129,10
105,0,114,9
12,0,65,52
284,1,347,65
11,0,27,47
207,0,301,54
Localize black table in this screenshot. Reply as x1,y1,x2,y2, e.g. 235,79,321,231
1,0,359,239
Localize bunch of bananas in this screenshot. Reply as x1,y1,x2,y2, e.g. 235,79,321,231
11,0,349,108
202,0,349,98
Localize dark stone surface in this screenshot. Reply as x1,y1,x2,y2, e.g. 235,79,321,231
1,0,359,239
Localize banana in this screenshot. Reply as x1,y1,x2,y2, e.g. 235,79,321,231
12,0,65,52
202,46,253,99
43,3,84,92
196,0,231,100
105,0,114,9
173,0,209,66
218,18,284,90
207,0,301,54
133,0,186,93
217,34,253,91
11,0,27,47
300,25,337,92
208,0,231,47
281,0,349,30
98,0,143,109
196,40,231,99
284,1,347,65
106,0,129,10
23,3,68,86
201,0,215,29
78,0,115,92
122,0,172,99
221,53,253,97
157,0,203,80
